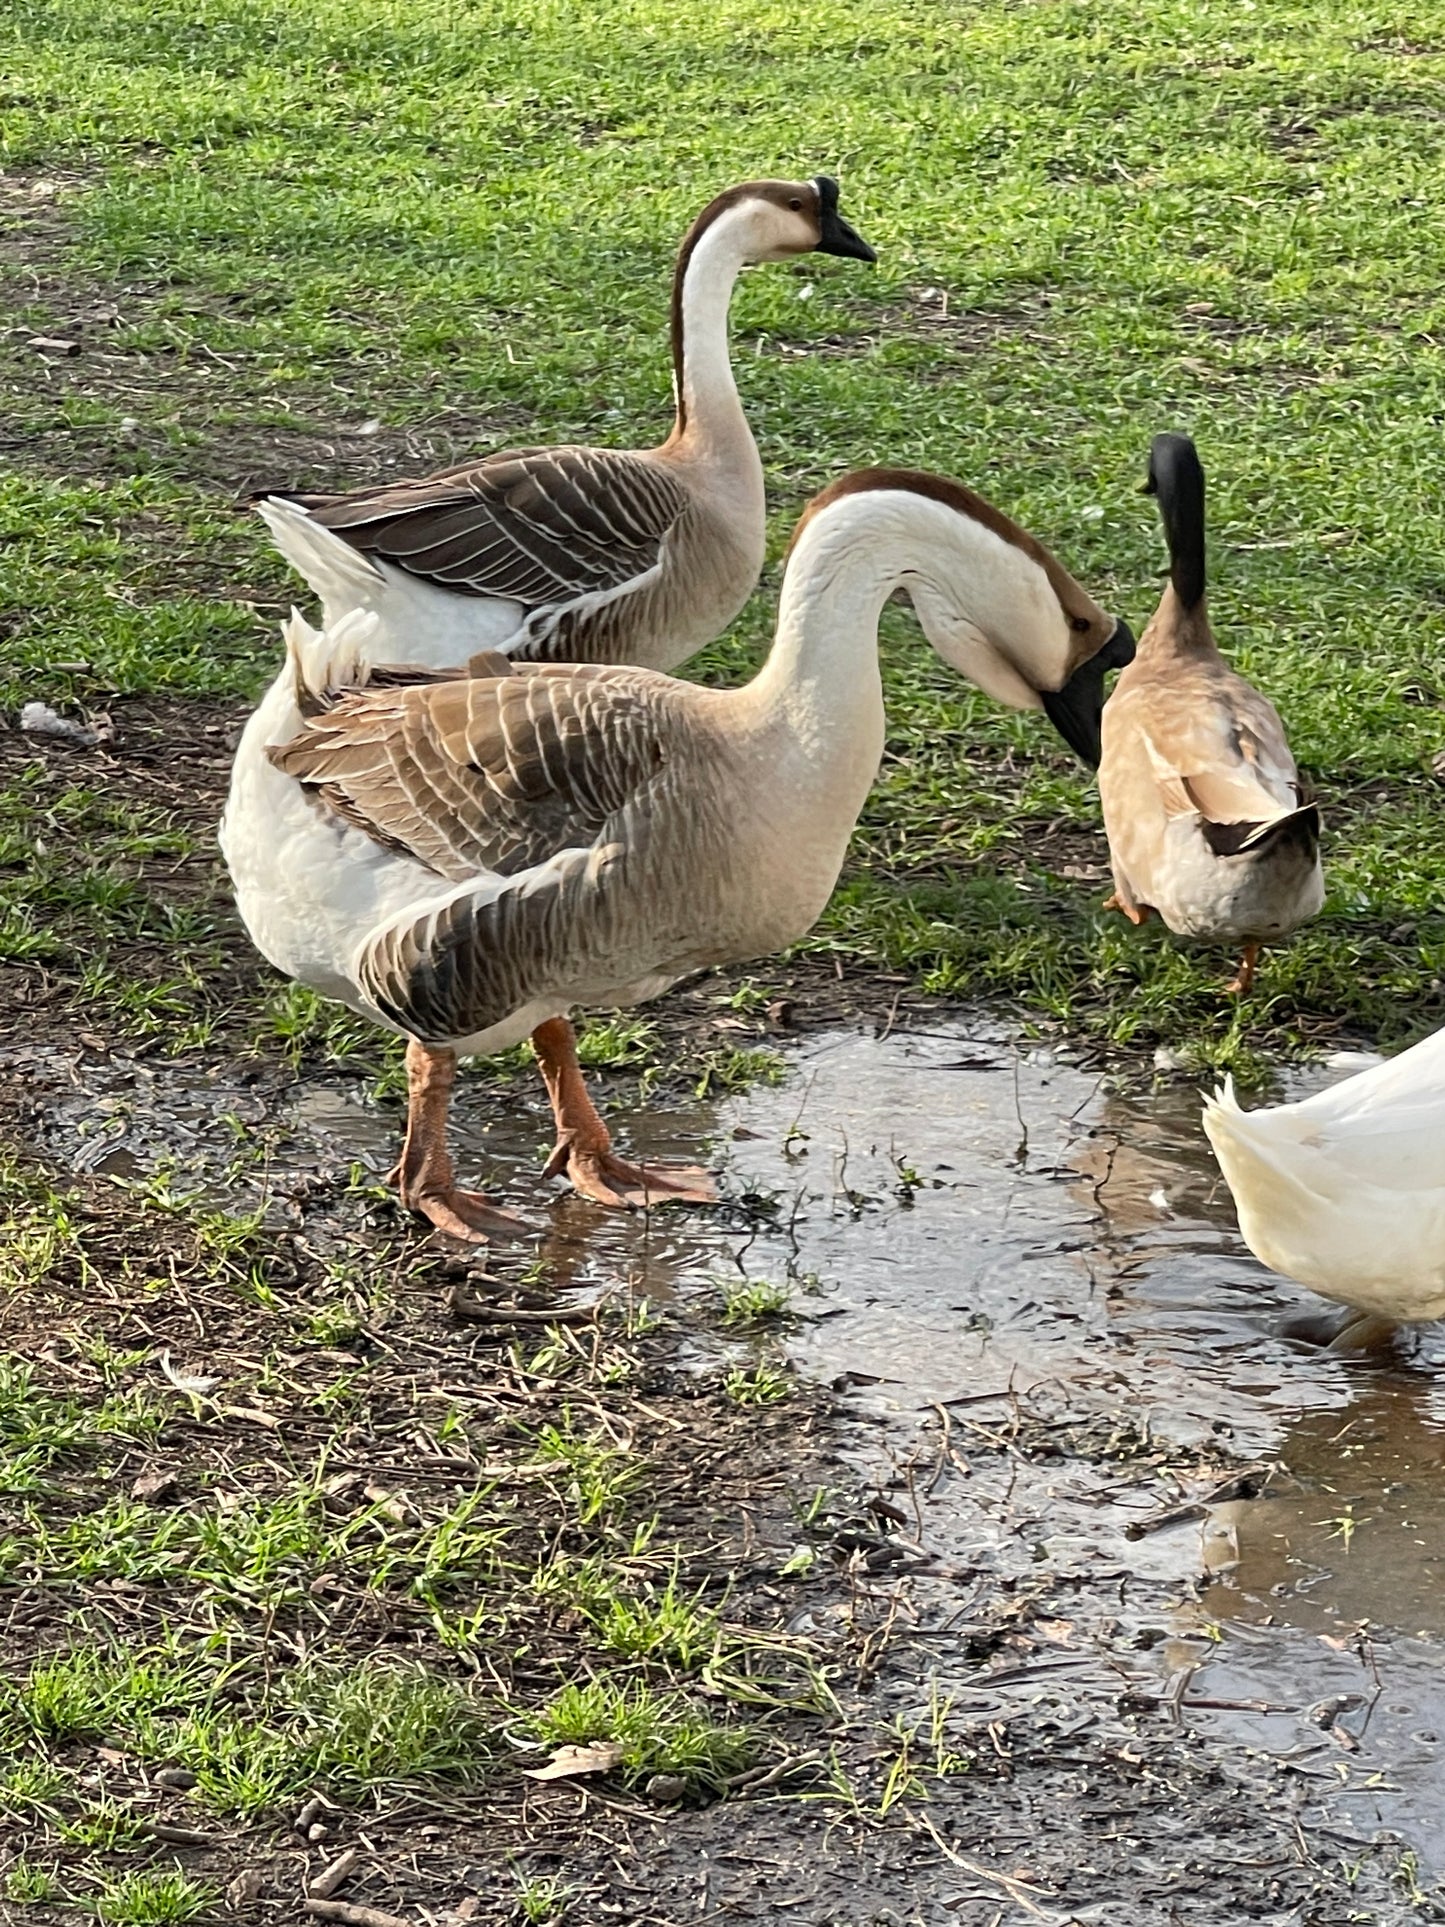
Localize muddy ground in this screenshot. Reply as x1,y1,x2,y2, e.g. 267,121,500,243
3,713,1444,1927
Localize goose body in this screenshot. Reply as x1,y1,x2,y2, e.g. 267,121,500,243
1203,1028,1445,1329
253,179,875,672
221,470,1133,1237
1099,435,1322,988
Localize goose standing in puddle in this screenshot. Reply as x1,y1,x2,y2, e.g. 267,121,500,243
1098,434,1322,992
252,178,875,671
1204,1030,1445,1350
222,469,1133,1239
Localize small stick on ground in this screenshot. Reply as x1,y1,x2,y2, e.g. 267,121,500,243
302,1900,414,1927
447,1284,600,1326
307,1847,363,1900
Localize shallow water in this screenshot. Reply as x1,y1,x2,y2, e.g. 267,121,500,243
15,1022,1445,1869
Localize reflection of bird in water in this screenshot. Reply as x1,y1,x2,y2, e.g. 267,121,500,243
1204,1026,1445,1349
1067,1087,1239,1244
1207,1384,1445,1637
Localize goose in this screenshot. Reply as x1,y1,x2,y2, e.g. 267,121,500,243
1098,434,1322,992
1203,1028,1445,1348
252,177,876,673
220,468,1134,1241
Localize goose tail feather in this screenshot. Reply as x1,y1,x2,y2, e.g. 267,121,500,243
257,496,385,615
281,606,381,708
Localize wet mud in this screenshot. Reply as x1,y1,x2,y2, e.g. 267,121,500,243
9,1020,1445,1920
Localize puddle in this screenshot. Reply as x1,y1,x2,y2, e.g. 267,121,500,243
10,1023,1445,1872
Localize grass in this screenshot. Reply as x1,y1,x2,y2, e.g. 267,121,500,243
723,1361,793,1407
2,4,1445,1919
2,0,1444,1058
0,1137,802,1891
719,1277,794,1327
92,1870,217,1924
527,1678,754,1794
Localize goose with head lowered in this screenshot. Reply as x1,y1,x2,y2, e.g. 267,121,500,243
220,468,1134,1240
1098,434,1322,992
252,178,876,673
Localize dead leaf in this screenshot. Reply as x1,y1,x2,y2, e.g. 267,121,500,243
131,1469,179,1505
221,1405,281,1430
522,1740,623,1781
226,1867,267,1909
363,1482,413,1525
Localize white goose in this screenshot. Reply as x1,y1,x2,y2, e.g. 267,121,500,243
252,178,876,672
1204,1029,1445,1346
220,468,1134,1240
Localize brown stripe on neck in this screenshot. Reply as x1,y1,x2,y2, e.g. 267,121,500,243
668,179,817,437
788,466,1111,646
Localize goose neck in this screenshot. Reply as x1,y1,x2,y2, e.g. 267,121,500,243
1140,583,1217,659
667,210,752,455
747,505,904,738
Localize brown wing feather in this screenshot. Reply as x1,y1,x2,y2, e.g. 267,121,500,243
274,447,689,606
1138,673,1301,825
268,665,676,883
357,844,619,1042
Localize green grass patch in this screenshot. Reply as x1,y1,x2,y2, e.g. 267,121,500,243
5,0,1443,1052
528,1678,754,1795
92,1869,217,1925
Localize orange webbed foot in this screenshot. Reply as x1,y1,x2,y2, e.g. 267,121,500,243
1102,892,1149,927
402,1185,531,1243
544,1139,719,1210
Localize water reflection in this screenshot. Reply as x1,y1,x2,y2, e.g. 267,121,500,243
10,1023,1445,1865
1207,1380,1445,1638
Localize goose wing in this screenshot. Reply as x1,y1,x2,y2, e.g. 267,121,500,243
272,447,690,607
1273,1025,1445,1187
267,661,679,884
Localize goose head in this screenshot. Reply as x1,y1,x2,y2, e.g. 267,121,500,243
681,176,877,268
793,469,1135,766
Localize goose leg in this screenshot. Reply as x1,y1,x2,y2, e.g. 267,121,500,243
1103,892,1150,926
1281,1305,1400,1353
391,1039,528,1241
532,1017,718,1209
1225,942,1260,995
1325,1311,1401,1354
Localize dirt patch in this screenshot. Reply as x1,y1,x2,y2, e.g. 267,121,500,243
2,1023,1440,1924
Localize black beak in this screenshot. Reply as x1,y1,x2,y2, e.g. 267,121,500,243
813,174,877,263
1039,617,1136,768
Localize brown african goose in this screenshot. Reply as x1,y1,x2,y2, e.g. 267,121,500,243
253,178,875,672
1098,434,1322,991
220,469,1132,1239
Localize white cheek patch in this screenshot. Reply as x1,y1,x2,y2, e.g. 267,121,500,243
932,620,1043,708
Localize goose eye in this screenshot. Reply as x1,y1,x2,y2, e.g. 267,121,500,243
789,197,803,210
1069,615,1093,633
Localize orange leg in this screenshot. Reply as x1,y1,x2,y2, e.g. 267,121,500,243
531,1017,718,1210
1102,892,1150,927
1225,942,1261,996
391,1039,528,1241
